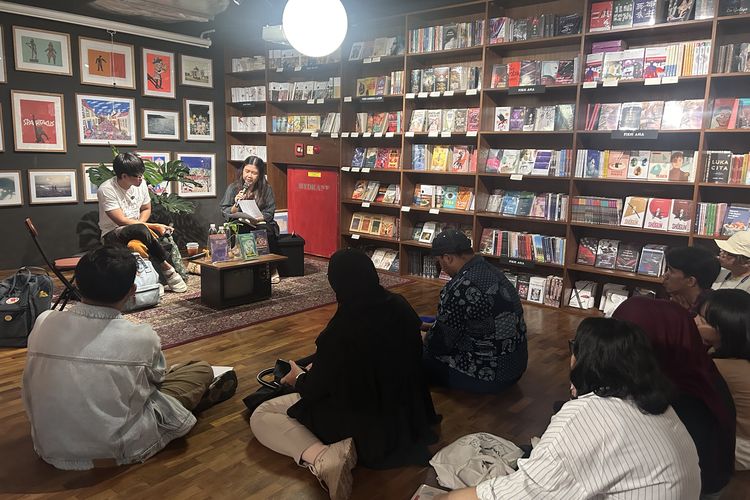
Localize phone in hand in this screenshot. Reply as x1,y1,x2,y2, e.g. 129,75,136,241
273,359,292,381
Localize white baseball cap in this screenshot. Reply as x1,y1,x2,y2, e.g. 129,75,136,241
716,231,750,258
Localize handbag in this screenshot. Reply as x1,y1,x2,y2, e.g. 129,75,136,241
123,253,161,312
0,267,53,347
242,366,297,415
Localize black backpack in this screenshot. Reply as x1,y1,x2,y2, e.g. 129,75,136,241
0,267,53,347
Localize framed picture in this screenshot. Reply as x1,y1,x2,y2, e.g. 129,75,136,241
11,90,66,153
28,169,78,205
76,94,137,145
134,151,172,195
142,48,175,98
0,171,24,207
13,26,72,76
180,54,213,88
142,108,180,140
176,153,216,197
80,162,111,202
184,99,214,141
79,36,135,89
0,26,6,83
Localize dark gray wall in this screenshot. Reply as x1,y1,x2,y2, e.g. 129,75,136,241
0,12,226,270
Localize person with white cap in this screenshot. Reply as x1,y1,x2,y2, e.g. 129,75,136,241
713,231,750,293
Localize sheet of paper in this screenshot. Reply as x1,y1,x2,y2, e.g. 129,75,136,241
238,199,264,219
211,365,234,378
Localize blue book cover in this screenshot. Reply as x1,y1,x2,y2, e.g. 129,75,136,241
351,147,365,167
585,150,602,178
633,0,657,25
412,145,427,170
722,204,750,237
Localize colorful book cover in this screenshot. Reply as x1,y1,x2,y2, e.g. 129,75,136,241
584,52,604,82
602,51,623,80
639,101,664,130
430,146,450,171
590,1,614,31
668,199,694,232
500,150,520,173
668,151,695,182
467,108,481,131
412,144,428,171
711,98,737,129
633,0,658,25
621,196,648,227
595,239,620,269
643,46,667,78
576,237,599,265
351,180,368,200
598,103,621,130
351,147,366,167
495,106,511,131
619,102,643,130
451,146,471,172
612,0,635,28
606,150,630,178
485,148,503,173
509,107,526,131
627,151,650,179
556,60,575,84
540,61,559,85
722,204,750,236
621,48,644,79
666,0,696,21
555,104,575,131
238,233,258,260
638,244,668,276
585,150,603,178
644,198,672,231
441,186,459,209
209,234,229,262
491,64,508,88
647,151,671,180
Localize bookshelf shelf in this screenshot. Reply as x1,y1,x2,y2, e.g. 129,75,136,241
477,173,570,180
341,200,402,210
576,130,701,135
476,212,568,225
482,255,565,269
342,232,399,244
573,178,695,187
401,239,433,249
697,183,750,189
344,54,405,66
227,69,266,79
403,170,477,176
342,167,404,173
228,131,266,136
268,98,341,106
585,19,713,40
407,46,484,60
486,34,583,51
227,101,265,108
693,234,729,241
567,263,665,284
269,62,342,76
347,94,405,102
569,222,691,238
406,206,474,216
580,75,708,89
484,83,578,94
717,12,750,26
703,129,750,134
481,131,574,136
709,72,750,80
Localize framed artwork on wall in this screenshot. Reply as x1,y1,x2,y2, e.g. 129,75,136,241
0,26,6,83
176,153,216,197
180,54,213,88
0,171,24,207
76,94,137,145
80,162,111,202
13,26,72,76
134,151,172,195
141,108,180,140
184,99,214,141
79,37,135,89
11,90,67,153
28,169,78,205
142,48,175,98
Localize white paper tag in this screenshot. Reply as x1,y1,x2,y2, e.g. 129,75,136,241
371,56,381,63
441,131,452,138
428,131,438,137
467,130,478,137
363,57,372,64
316,98,324,104
294,65,302,72
363,132,372,137
401,206,411,212
510,174,523,181
662,76,679,84
307,99,315,104
466,89,478,95
351,167,361,172
276,67,283,73
351,132,360,137
311,132,319,137
351,233,360,239
603,79,619,87
385,132,395,137
429,91,441,97
644,78,661,86
361,201,371,208
374,132,383,137
405,131,415,137
583,81,598,88
405,93,416,99
429,208,440,214
344,96,352,102
331,132,339,138
341,166,351,171
418,92,428,98
341,132,350,137
362,167,371,173
443,90,455,96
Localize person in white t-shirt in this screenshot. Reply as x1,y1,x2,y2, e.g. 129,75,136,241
97,152,186,292
713,231,750,294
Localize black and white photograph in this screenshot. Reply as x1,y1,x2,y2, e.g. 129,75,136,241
142,108,180,140
179,54,212,88
28,169,77,204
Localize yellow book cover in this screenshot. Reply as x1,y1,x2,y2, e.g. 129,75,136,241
430,146,450,171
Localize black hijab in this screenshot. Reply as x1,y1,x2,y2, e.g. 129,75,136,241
327,249,388,311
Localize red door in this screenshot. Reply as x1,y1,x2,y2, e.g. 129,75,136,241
287,167,339,257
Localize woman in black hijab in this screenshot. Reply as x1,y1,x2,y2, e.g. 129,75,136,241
250,249,438,500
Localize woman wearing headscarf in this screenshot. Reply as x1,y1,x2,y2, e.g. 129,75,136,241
613,297,736,499
250,249,439,500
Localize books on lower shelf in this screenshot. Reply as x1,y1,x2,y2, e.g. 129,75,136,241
408,20,485,53
407,252,444,279
230,86,266,102
230,116,266,133
500,270,565,307
355,112,403,133
231,56,265,72
348,212,399,238
483,148,573,177
271,113,340,133
356,72,405,96
584,100,704,131
479,228,566,265
409,64,482,93
410,222,473,244
716,43,750,73
412,145,478,172
695,203,750,237
576,149,695,181
493,105,575,131
576,237,667,276
367,247,400,272
268,79,341,101
412,184,474,210
489,13,582,44
349,36,406,60
490,59,579,88
702,151,750,184
267,48,341,70
350,147,401,169
574,195,692,232
350,180,401,204
484,190,568,221
568,279,658,311
230,145,267,162
709,98,750,129
409,108,480,133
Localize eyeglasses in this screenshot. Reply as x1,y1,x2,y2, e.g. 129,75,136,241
719,250,739,258
568,339,576,355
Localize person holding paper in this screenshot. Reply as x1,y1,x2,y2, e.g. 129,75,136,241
220,155,281,282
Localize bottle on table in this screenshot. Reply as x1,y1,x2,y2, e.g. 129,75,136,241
207,223,217,257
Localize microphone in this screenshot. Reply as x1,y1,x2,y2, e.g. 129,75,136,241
236,181,251,203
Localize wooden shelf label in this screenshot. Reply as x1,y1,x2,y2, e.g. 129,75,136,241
429,208,440,214
644,78,661,86
508,85,546,95
443,90,455,97
583,81,598,88
361,202,371,207
351,234,360,239
429,91,441,97
611,130,659,139
510,174,523,181
344,96,352,102
401,206,411,212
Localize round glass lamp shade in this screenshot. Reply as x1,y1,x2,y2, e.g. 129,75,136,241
282,0,348,58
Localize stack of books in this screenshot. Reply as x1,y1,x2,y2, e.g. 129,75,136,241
412,184,474,210
230,86,266,102
702,151,750,185
484,149,573,177
589,0,713,32
350,181,401,204
355,72,405,96
491,59,579,88
479,229,566,265
267,48,341,69
716,43,750,73
412,145,478,172
584,100,704,130
409,108,480,133
409,64,482,93
230,116,266,133
354,112,403,133
502,271,565,307
493,104,575,131
483,189,568,221
271,114,340,133
575,149,696,181
231,56,265,72
349,213,399,238
348,36,406,59
229,145,267,162
489,13,582,43
408,20,485,53
268,79,341,101
350,148,401,169
709,98,750,129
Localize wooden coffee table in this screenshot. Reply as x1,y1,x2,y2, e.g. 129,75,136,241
194,253,288,309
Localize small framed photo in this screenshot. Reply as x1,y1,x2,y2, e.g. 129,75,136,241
80,162,111,202
28,169,78,205
79,36,135,89
176,153,216,197
0,171,24,207
180,54,213,88
76,93,137,145
184,99,214,141
142,108,180,140
11,90,67,153
0,26,7,83
134,151,172,195
13,26,72,76
142,48,175,98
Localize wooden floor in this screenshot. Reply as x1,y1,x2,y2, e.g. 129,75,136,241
1,280,748,499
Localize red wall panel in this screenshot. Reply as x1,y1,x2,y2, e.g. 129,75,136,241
287,167,339,257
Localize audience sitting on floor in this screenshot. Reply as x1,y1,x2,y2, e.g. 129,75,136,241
662,246,721,316
250,248,439,500
22,246,237,470
97,152,186,293
713,231,750,293
613,296,736,499
421,229,527,393
696,289,750,470
439,317,700,499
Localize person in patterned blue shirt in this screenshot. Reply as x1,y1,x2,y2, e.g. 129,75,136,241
422,230,528,393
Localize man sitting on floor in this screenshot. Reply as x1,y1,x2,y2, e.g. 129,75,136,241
98,152,186,293
22,246,237,470
663,246,721,316
422,229,528,393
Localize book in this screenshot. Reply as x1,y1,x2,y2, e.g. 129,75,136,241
500,149,521,173
705,151,731,183
528,276,547,304
467,108,481,132
643,46,667,78
485,148,503,173
648,151,671,180
419,222,437,243
621,48,645,79
495,106,511,131
209,234,229,262
584,52,604,82
711,98,737,129
577,237,599,265
238,233,258,259
667,0,696,21
556,60,576,84
621,196,648,227
442,185,459,209
412,145,428,171
607,150,630,178
638,244,668,276
555,104,575,131
534,106,556,131
640,101,664,129
595,239,620,269
616,242,642,272
409,110,426,132
598,103,621,130
661,101,684,129
517,274,531,300
668,199,694,232
619,102,643,130
570,281,598,309
627,151,650,179
509,107,526,131
585,149,603,178
520,60,540,86
721,204,750,236
612,0,635,27
633,0,658,25
541,61,559,85
644,198,672,231
603,51,623,80
668,151,695,181
590,1,614,31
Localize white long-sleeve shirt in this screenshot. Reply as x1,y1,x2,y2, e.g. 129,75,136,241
476,394,700,499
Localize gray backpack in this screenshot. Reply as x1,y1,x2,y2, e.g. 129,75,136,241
123,253,161,312
0,267,53,347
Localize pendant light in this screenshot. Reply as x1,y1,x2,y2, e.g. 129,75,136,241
282,0,348,58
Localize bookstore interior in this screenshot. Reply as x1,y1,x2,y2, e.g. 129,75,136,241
2,0,750,496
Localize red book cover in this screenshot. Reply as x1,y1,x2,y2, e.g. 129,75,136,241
507,61,521,87
643,198,672,231
590,1,614,32
577,237,599,265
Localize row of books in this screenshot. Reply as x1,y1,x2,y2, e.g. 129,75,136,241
695,203,750,237
575,149,696,181
409,64,482,93
571,196,623,225
208,229,271,263
569,280,657,312
230,86,266,103
484,190,569,222
350,181,401,204
230,116,266,133
479,229,566,265
716,43,750,73
585,40,711,81
408,108,480,133
494,104,575,131
584,100,704,131
267,48,341,70
620,197,693,232
590,0,712,33
349,213,399,238
488,13,583,44
355,72,405,97
350,147,401,169
368,248,400,272
710,98,750,129
576,237,667,276
230,56,265,72
484,148,574,177
412,184,474,211
412,145,478,173
702,151,750,184
270,113,340,134
348,37,405,60
490,59,578,88
503,272,565,307
354,112,403,134
408,21,485,53
408,253,444,279
268,79,341,101
229,145,267,162
410,222,474,245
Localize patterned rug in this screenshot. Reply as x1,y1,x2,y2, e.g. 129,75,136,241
125,257,411,349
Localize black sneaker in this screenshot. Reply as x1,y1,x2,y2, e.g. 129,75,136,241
194,370,238,413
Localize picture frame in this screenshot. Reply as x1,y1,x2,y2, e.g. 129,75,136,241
180,54,213,88
142,48,175,98
79,36,135,89
134,151,173,195
176,153,216,197
184,99,214,141
141,108,180,140
28,169,78,205
76,93,137,145
80,162,111,202
0,26,6,83
0,171,24,207
13,26,72,76
11,90,67,153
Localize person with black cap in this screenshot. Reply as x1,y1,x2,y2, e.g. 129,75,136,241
422,229,528,393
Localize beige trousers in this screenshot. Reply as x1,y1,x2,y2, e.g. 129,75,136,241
160,360,214,411
249,393,320,463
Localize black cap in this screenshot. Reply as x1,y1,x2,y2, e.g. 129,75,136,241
430,229,472,256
